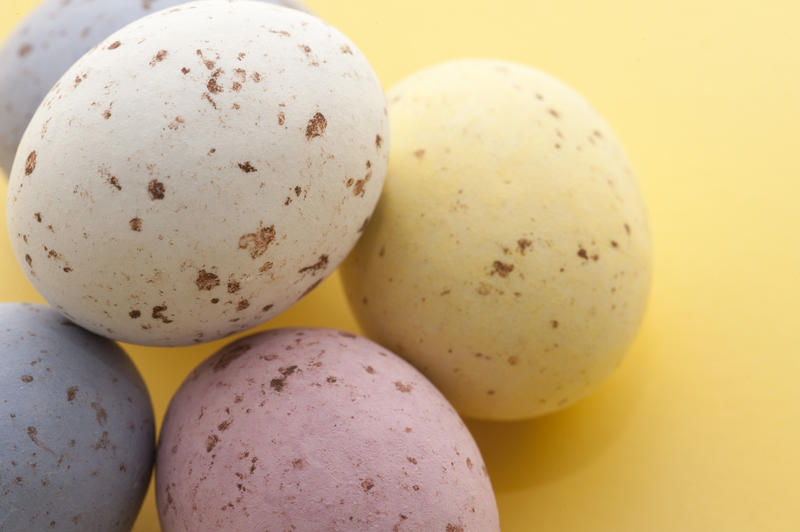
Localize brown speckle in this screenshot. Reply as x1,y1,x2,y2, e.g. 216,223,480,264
611,240,619,248
213,344,250,372
90,403,107,426
148,179,165,200
207,68,223,93
34,212,42,223
270,378,285,392
181,67,190,74
238,161,257,173
446,525,464,532
259,262,273,272
25,151,37,176
108,41,121,50
262,304,274,312
414,149,425,159
406,456,417,464
341,44,353,54
151,305,173,324
375,135,383,149
551,320,559,329
218,419,233,432
361,479,374,492
298,255,328,275
129,218,142,232
18,43,33,57
91,431,110,450
206,434,219,452
150,50,168,66
21,375,33,383
278,112,285,125
364,365,375,374
353,170,372,198
491,261,514,277
305,112,327,140
232,81,242,92
238,222,275,259
103,108,112,120
518,238,532,253
298,278,323,299
167,116,185,131
508,356,519,366
107,176,121,190
66,386,78,401
625,223,631,235
577,248,588,260
129,310,141,319
548,108,560,119
294,186,302,196
237,299,249,311
202,93,217,109
195,270,220,291
227,280,241,294
394,381,413,393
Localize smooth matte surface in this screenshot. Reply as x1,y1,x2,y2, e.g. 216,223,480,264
2,0,799,530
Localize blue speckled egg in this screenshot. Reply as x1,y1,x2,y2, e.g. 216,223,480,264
0,0,312,176
0,303,155,531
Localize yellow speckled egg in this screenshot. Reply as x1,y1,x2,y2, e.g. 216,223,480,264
341,59,652,420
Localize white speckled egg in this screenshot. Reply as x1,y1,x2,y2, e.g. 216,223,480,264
0,303,155,531
6,1,390,346
156,328,500,531
341,59,651,420
0,0,312,178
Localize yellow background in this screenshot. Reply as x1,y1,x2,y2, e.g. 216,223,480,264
2,0,799,530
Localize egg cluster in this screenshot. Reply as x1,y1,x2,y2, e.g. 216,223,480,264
1,0,650,530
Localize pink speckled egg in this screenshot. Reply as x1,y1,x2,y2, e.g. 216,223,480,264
156,328,500,531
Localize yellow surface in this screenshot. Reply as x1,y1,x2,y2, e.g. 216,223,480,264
2,0,799,530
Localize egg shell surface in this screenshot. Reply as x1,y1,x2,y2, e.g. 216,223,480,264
0,0,312,177
0,303,155,531
6,0,390,346
342,59,652,420
156,328,500,531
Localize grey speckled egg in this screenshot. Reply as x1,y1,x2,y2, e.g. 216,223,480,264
156,328,500,532
0,303,155,532
0,0,312,177
6,1,390,346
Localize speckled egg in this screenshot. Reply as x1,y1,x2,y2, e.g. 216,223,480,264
341,59,652,420
6,1,390,346
0,303,155,531
156,328,500,531
0,0,312,178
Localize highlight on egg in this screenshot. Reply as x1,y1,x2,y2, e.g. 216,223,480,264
0,0,313,178
156,328,500,531
6,1,390,347
0,303,155,531
342,59,652,420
